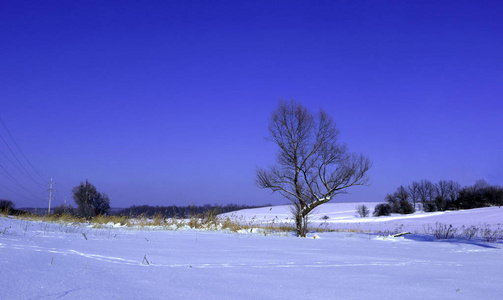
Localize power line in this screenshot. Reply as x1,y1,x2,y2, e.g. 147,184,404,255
0,181,42,203
0,147,29,179
0,119,47,190
0,118,48,183
0,163,46,200
0,133,46,190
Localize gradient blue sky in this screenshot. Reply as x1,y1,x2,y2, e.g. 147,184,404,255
1,1,502,209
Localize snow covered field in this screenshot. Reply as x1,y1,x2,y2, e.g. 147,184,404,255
1,204,502,299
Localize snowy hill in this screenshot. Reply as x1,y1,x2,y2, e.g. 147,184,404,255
220,202,503,234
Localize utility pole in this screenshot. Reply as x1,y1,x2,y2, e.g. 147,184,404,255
48,178,53,214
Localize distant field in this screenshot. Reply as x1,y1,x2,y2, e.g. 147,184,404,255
220,202,503,234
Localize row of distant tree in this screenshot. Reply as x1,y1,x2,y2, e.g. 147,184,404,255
115,203,270,218
374,179,503,216
2,180,270,219
52,180,269,219
52,202,268,219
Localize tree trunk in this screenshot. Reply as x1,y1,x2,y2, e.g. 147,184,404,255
295,212,308,237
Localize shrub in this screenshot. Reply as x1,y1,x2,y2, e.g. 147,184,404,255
355,205,370,218
72,180,110,219
373,203,392,217
432,223,457,239
423,201,437,212
481,224,503,242
398,199,415,214
0,200,14,212
386,186,415,214
52,204,76,216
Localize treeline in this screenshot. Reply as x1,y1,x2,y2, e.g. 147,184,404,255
0,199,25,216
375,179,503,216
115,203,271,218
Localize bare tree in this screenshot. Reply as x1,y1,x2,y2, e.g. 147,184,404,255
408,182,420,210
256,101,372,237
447,181,461,202
435,180,461,204
416,179,436,208
435,180,448,199
355,204,370,218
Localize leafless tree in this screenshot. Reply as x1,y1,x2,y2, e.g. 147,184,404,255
256,100,372,237
436,180,461,202
355,204,370,218
408,182,420,209
436,180,448,199
416,179,436,207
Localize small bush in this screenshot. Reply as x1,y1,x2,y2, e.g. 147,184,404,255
398,199,415,214
373,203,392,217
355,205,370,218
0,199,14,211
385,187,415,214
461,225,479,240
425,222,458,239
52,204,76,216
423,201,437,212
481,224,503,242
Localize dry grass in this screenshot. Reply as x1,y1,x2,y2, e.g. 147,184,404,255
14,212,85,224
220,216,248,232
91,215,130,227
0,210,343,236
151,213,165,226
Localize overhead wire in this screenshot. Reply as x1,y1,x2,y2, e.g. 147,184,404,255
0,118,48,184
0,118,48,204
0,163,45,200
0,132,47,190
0,181,41,202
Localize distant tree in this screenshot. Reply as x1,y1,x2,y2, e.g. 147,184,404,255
415,180,437,210
474,179,490,191
408,182,420,210
386,185,415,214
446,181,461,203
435,180,449,200
0,199,14,212
72,180,110,219
485,185,503,207
423,201,438,212
116,203,270,219
373,203,392,217
52,204,76,215
257,100,372,237
432,180,461,211
355,204,370,218
0,199,23,215
455,180,503,209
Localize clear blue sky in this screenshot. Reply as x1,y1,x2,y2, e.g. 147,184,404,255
1,1,502,209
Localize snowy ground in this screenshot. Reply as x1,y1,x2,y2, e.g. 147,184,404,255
1,204,502,299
